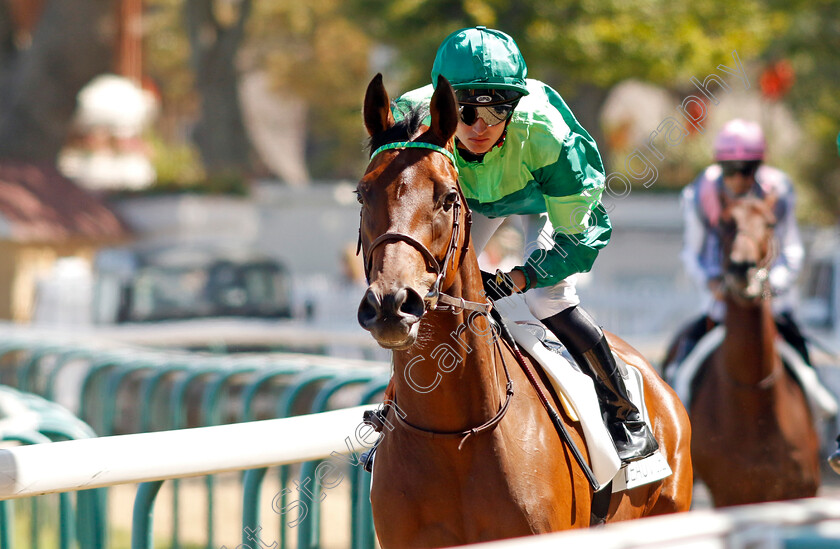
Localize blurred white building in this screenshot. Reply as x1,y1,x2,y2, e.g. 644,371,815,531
59,74,159,191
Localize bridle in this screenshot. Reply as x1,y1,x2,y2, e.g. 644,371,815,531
357,141,601,489
358,140,510,449
357,141,490,315
718,204,779,302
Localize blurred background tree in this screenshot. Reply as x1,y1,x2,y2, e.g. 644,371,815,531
185,0,255,179
341,0,779,165
759,0,840,223
0,0,113,162
145,0,374,183
0,0,837,219
247,0,373,180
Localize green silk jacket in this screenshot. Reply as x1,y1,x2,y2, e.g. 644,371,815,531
393,79,611,288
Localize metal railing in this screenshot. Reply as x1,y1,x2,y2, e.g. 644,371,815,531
0,405,375,548
0,327,389,548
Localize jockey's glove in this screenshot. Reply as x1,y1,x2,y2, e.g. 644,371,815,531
480,269,517,301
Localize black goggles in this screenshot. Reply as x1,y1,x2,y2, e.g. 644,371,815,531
458,103,516,126
720,160,761,177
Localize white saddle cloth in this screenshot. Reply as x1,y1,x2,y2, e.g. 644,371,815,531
505,321,672,492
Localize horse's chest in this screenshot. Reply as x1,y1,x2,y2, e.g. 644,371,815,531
370,436,569,541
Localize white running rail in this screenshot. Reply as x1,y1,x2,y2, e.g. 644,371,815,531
0,404,370,500
461,497,840,548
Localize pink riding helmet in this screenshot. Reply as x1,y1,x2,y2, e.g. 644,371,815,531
714,119,766,161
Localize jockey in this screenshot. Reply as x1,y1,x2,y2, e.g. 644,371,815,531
392,26,658,463
674,119,809,366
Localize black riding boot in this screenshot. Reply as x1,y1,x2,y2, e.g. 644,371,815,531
542,306,659,463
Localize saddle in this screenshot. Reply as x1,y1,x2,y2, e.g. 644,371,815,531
505,320,672,493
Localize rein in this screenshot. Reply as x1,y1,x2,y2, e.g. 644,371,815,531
358,141,490,315
390,329,514,451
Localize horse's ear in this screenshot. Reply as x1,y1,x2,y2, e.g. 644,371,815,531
429,75,458,144
364,73,395,137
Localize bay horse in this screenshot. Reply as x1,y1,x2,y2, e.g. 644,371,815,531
355,73,692,547
687,193,820,507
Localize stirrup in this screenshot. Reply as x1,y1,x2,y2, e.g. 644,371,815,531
610,421,659,463
360,449,375,473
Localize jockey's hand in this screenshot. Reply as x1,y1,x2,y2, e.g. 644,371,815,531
507,269,527,291
481,270,519,300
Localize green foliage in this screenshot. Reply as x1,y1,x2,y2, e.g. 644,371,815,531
137,0,840,218
248,1,375,179
146,130,204,187
144,0,195,116
342,0,778,94
761,0,840,221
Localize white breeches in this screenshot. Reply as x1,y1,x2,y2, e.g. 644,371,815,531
471,211,580,320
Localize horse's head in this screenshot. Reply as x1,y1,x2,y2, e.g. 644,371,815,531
355,74,469,349
718,192,778,301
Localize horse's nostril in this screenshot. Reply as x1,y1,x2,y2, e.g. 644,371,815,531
358,289,380,329
399,287,426,319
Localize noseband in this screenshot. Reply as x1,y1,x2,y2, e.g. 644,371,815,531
358,141,490,315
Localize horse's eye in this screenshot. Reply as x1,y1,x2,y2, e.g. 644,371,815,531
355,190,364,204
442,190,458,212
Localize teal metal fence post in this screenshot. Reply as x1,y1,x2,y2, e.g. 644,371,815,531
352,378,388,549
200,362,257,549
132,481,165,549
297,374,376,549
166,366,223,549
18,344,66,394
241,368,336,549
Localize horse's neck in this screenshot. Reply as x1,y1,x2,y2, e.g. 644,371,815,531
391,264,503,433
720,295,779,385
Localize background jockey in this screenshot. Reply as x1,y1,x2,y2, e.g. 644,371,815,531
673,118,809,366
391,26,658,463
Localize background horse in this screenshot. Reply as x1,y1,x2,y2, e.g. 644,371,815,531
689,194,820,507
356,73,692,548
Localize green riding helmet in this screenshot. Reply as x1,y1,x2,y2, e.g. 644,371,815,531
431,26,529,99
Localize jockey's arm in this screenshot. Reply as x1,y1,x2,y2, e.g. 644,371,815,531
505,122,610,291
768,193,805,293
679,185,712,289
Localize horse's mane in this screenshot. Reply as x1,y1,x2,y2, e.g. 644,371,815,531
367,103,428,155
